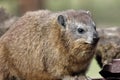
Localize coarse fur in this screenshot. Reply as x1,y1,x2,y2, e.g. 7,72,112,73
0,10,99,80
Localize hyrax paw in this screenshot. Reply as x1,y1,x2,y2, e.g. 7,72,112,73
78,76,92,80
62,76,91,80
62,76,78,80
86,76,92,80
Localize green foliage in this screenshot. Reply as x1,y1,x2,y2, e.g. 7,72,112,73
46,0,120,26
87,58,102,78
0,0,120,26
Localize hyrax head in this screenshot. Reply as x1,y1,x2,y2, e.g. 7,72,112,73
57,10,99,47
56,10,99,72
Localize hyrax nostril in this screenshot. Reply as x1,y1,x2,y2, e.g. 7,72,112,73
93,37,99,43
92,32,99,43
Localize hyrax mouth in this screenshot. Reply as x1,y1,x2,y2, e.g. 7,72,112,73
75,38,99,46
85,37,99,45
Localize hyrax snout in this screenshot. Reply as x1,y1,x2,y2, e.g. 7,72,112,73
0,10,99,80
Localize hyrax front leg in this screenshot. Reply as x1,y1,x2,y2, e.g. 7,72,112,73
62,76,77,80
62,76,92,80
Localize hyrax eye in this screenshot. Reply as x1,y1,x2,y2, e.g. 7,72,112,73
77,28,85,34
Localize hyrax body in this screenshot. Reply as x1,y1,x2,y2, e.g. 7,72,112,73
0,10,99,80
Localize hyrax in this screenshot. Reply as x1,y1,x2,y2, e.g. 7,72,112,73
0,10,99,80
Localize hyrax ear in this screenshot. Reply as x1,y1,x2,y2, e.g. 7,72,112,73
86,11,92,17
57,15,67,28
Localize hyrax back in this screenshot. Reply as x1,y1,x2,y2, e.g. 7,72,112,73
0,10,99,80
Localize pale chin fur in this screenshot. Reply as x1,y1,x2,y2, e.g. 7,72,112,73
85,38,93,44
75,38,87,44
75,38,93,44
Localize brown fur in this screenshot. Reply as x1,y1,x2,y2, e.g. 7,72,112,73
0,10,98,80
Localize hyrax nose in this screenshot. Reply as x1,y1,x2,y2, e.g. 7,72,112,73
93,36,99,44
92,33,99,44
85,33,99,45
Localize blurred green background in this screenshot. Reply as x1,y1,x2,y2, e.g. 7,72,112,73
0,0,120,27
0,0,119,78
